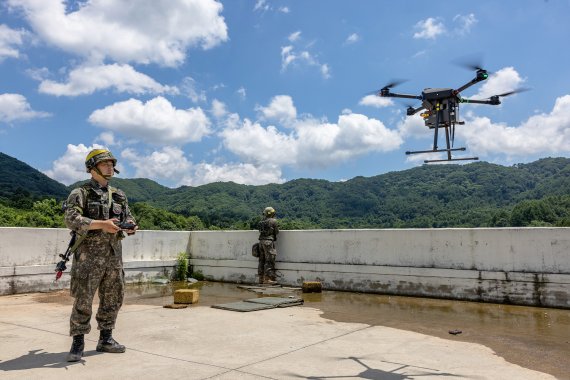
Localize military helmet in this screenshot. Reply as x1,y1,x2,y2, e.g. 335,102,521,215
263,206,276,217
85,149,117,173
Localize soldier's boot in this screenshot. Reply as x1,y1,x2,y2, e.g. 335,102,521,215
66,334,84,362
258,275,265,284
96,329,126,353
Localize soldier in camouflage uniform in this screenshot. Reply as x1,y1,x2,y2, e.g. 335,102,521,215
64,149,137,362
258,206,279,284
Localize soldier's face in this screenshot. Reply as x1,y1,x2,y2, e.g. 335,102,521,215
96,160,115,177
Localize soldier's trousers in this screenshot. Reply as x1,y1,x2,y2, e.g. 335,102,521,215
69,249,124,336
258,240,277,280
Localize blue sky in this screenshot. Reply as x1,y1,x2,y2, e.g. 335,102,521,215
1,0,569,188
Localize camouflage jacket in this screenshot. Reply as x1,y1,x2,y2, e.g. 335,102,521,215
258,217,279,241
64,179,135,256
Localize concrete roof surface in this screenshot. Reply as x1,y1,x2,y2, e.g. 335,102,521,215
0,283,565,380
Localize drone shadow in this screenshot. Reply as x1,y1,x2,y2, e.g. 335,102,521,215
287,356,465,380
0,349,102,371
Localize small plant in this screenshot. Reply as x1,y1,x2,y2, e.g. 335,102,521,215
190,270,204,281
175,252,189,281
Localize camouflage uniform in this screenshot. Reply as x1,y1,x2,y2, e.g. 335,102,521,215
258,216,279,281
64,179,134,336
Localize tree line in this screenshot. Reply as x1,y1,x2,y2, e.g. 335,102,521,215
0,153,569,230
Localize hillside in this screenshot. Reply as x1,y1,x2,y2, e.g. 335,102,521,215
0,152,69,206
1,151,569,228
149,157,570,228
69,177,171,203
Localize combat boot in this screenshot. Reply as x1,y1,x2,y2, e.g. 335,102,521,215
258,275,265,284
96,329,126,353
66,334,84,362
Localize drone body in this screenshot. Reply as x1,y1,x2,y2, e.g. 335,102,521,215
378,68,524,163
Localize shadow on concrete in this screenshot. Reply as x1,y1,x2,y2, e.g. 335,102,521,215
0,349,102,371
287,356,463,379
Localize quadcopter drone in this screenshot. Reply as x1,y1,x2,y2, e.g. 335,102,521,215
377,66,526,163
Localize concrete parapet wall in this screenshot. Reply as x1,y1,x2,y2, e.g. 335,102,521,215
1,227,569,308
189,228,570,308
0,227,188,295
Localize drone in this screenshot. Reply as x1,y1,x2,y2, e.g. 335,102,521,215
377,66,527,163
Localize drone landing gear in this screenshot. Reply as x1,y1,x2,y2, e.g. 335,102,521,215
405,148,479,163
424,156,479,164
405,147,466,155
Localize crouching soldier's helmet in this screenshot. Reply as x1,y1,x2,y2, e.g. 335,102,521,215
263,206,276,217
85,149,120,178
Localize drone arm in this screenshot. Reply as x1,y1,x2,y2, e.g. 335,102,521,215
454,79,482,94
407,105,425,116
460,97,500,105
454,70,489,94
380,92,422,100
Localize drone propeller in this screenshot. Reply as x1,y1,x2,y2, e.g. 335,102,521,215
452,54,487,72
381,79,408,90
494,87,530,98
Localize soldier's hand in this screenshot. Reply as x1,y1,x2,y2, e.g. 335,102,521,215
101,218,121,234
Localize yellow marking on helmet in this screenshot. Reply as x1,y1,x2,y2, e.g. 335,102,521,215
86,149,110,162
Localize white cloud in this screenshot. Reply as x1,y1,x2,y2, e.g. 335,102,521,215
253,0,270,12
413,18,446,40
256,95,297,125
221,119,298,166
221,110,402,168
295,114,403,166
288,31,301,42
44,143,107,185
95,131,118,146
345,33,360,45
470,67,525,100
88,96,211,145
359,95,394,108
280,45,330,79
120,145,285,186
38,63,178,96
181,76,207,103
453,13,478,35
211,99,228,119
0,24,26,61
237,87,246,99
0,93,50,122
181,162,285,186
121,146,191,181
7,0,228,66
278,7,290,14
396,113,427,139
462,95,570,157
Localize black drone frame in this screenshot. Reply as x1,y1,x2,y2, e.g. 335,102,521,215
378,68,523,163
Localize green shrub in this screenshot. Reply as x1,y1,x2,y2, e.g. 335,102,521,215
175,252,189,281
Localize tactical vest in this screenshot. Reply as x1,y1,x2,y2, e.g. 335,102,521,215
258,218,277,240
80,183,126,222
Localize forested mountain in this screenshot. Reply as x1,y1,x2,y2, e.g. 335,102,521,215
1,151,569,229
148,158,570,228
70,177,172,203
0,152,69,208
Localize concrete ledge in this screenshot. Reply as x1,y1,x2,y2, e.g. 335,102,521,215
1,227,569,308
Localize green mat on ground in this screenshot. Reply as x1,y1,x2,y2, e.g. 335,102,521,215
211,297,304,312
245,297,304,307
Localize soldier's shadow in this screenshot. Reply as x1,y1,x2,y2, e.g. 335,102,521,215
0,349,102,371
